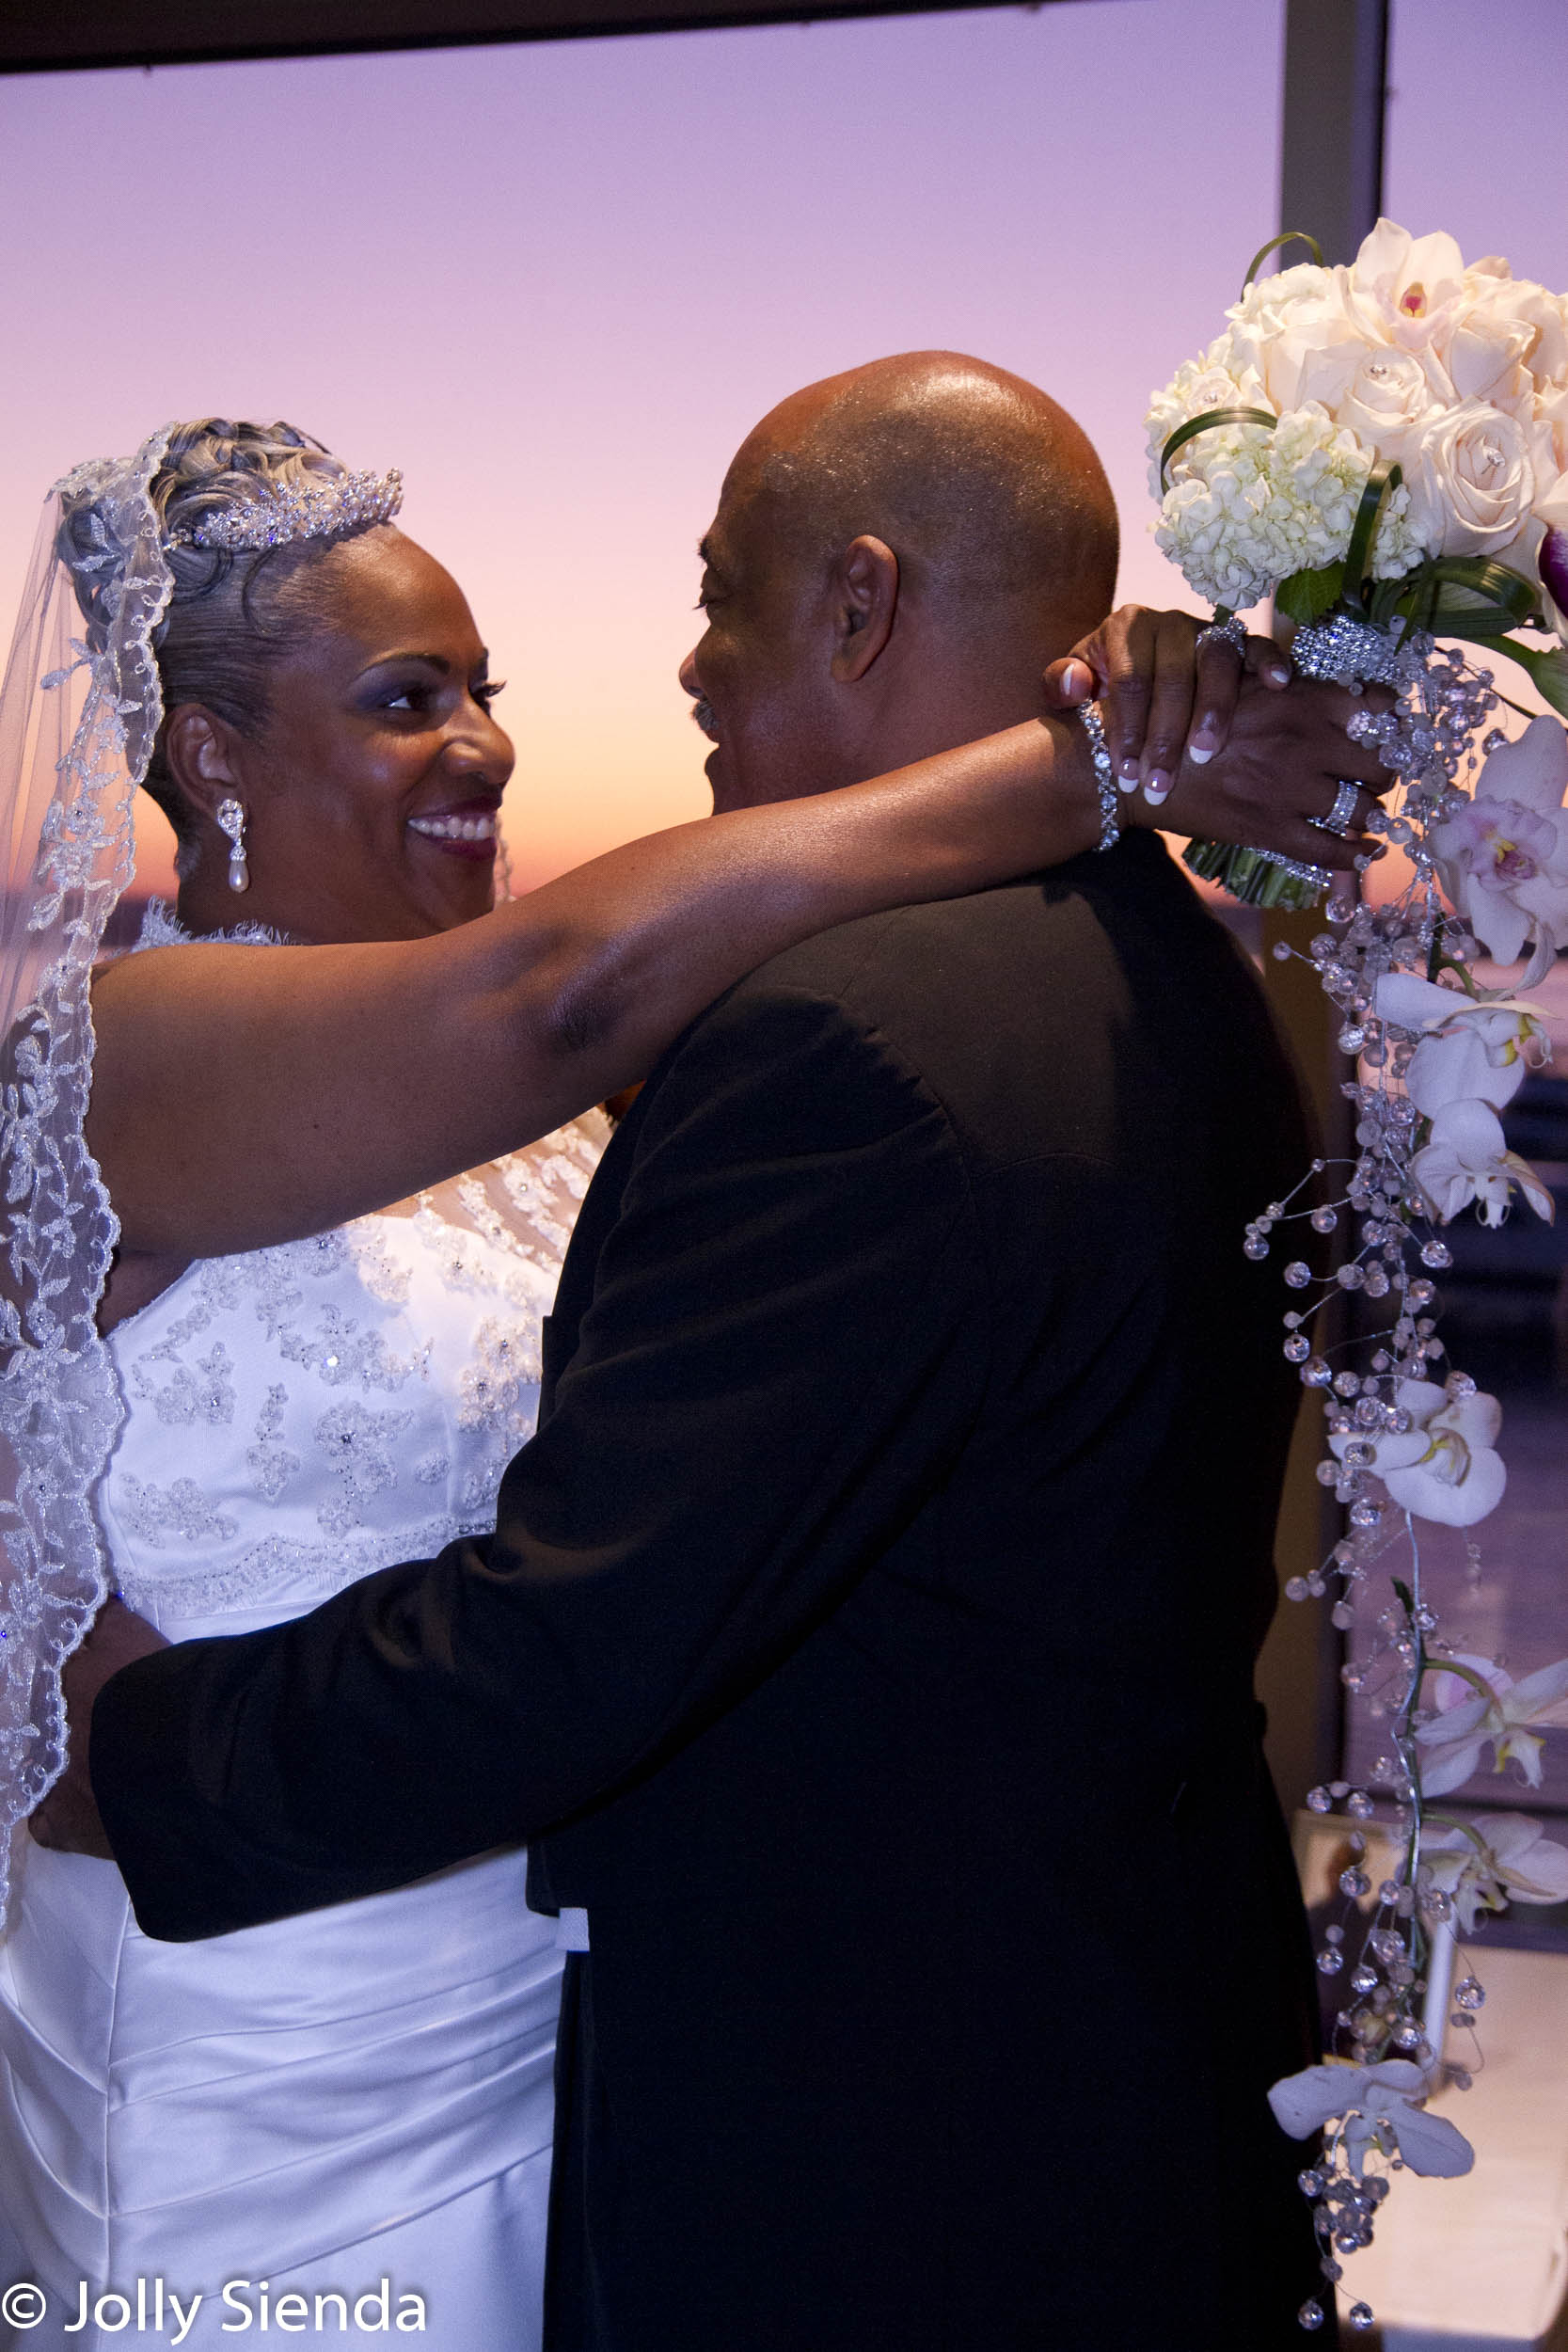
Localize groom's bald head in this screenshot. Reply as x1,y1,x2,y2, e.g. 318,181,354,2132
748,353,1116,627
685,353,1118,810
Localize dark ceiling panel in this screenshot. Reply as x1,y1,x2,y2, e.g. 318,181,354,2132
1,0,1085,74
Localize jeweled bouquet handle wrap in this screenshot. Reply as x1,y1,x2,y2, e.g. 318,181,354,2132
1149,224,1568,2334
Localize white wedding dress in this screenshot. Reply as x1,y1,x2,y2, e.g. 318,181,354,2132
0,917,606,2350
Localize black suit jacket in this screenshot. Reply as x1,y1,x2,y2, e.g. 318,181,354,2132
94,834,1321,2348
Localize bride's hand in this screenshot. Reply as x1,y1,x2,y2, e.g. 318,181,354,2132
1123,666,1395,870
1045,603,1396,871
29,1597,170,1858
1043,604,1291,797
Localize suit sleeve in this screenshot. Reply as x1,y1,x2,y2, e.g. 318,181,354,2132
91,981,988,1939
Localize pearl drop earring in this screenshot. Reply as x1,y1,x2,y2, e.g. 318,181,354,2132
215,797,249,894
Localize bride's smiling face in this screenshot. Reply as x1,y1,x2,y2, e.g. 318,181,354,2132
167,529,514,945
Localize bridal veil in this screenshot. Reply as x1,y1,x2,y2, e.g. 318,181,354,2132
0,427,173,1916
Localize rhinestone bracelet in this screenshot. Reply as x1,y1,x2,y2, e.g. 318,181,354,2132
1078,701,1121,853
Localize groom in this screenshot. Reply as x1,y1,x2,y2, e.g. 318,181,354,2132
61,356,1362,2346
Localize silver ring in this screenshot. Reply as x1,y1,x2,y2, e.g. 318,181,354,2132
1308,780,1362,839
1195,613,1247,657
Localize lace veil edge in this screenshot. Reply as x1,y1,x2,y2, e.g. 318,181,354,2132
0,425,174,1919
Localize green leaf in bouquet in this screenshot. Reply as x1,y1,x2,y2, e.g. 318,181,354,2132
1506,641,1568,718
1159,405,1277,493
1342,459,1402,606
1275,564,1344,626
1240,230,1325,294
1377,556,1543,640
1369,568,1420,630
1424,558,1542,632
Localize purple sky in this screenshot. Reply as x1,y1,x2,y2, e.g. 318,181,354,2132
0,0,1561,886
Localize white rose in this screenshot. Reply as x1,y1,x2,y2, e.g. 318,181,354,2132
1402,399,1536,556
1445,296,1536,405
1225,262,1380,417
1533,391,1568,483
1144,346,1259,499
1460,277,1568,396
1329,347,1450,473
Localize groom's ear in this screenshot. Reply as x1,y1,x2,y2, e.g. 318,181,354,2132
829,535,899,682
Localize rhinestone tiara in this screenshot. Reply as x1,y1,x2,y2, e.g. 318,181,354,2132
167,467,404,554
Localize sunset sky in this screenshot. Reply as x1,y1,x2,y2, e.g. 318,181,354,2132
0,0,1563,898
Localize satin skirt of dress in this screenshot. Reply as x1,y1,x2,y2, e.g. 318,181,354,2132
0,1828,562,2352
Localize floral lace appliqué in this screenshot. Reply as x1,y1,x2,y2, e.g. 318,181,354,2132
130,1337,237,1429
458,1316,544,1437
246,1385,302,1503
115,1474,240,1549
314,1400,416,1537
95,1114,607,1638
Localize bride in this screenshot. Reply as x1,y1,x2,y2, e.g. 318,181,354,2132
0,419,1381,2350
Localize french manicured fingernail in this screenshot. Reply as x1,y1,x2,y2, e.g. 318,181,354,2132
1061,660,1092,698
1266,661,1290,684
1188,742,1214,766
1117,755,1141,782
1145,769,1173,803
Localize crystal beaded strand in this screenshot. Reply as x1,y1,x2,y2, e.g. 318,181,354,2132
1241,622,1525,2329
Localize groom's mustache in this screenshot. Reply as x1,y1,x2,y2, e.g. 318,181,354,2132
690,697,718,740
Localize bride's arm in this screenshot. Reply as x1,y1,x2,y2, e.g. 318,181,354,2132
89,719,1093,1257
89,661,1387,1260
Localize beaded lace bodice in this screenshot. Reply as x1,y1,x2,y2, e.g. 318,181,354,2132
96,908,606,1642
100,1132,606,1641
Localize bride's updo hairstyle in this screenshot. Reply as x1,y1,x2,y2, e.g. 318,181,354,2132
57,419,367,859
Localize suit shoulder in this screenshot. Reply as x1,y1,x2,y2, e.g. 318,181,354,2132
727,839,1216,1032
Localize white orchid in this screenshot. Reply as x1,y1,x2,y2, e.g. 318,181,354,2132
1416,1653,1568,1796
1409,1097,1556,1229
1430,716,1568,986
1373,970,1550,1117
1269,2058,1474,2180
1330,1376,1506,1528
1421,1812,1568,1932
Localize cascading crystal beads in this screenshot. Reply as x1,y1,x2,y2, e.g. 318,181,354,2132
1237,618,1542,2331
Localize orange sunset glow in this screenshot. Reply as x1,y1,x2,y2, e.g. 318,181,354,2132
1,0,1563,903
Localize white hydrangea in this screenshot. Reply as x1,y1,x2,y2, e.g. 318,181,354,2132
1149,394,1424,612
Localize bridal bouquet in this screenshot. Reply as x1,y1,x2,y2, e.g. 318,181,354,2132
1149,224,1568,2338
1148,217,1568,912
